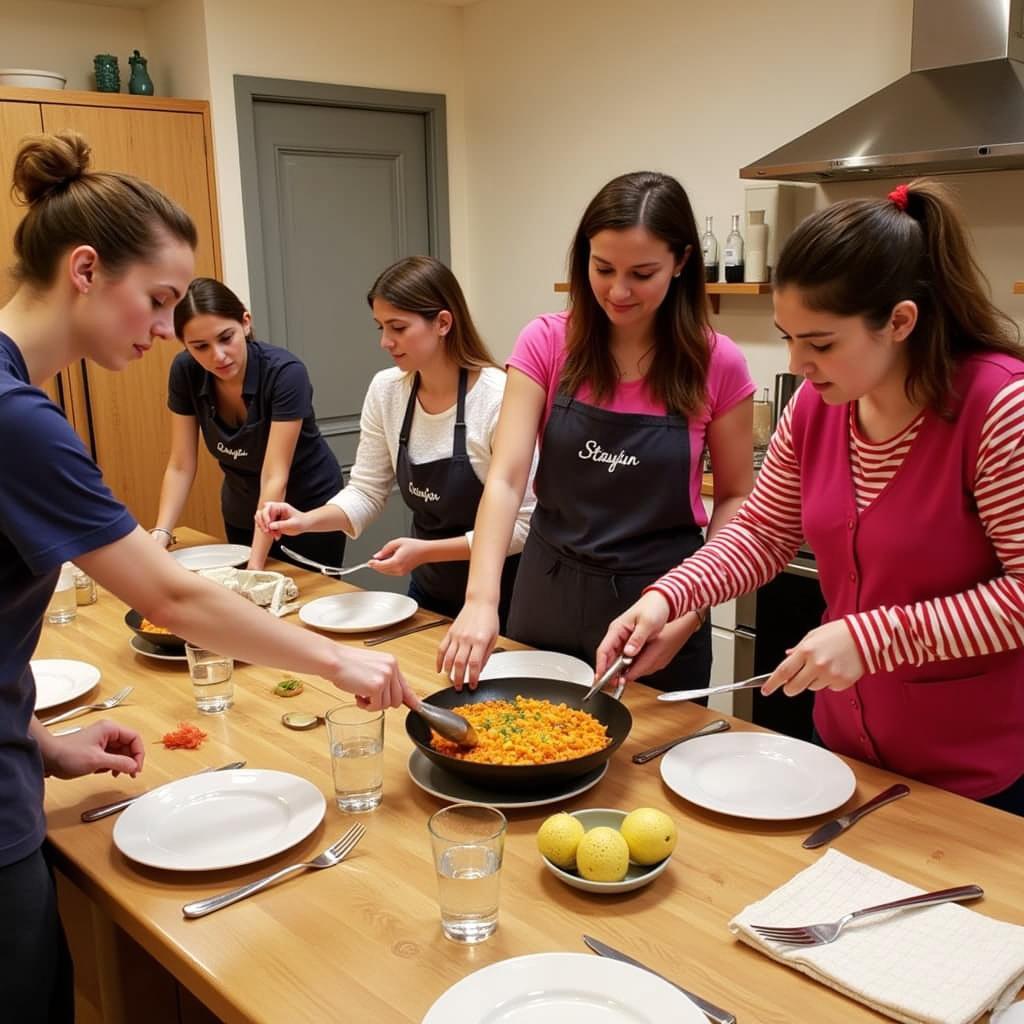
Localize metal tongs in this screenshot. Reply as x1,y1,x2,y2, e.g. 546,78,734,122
583,653,633,702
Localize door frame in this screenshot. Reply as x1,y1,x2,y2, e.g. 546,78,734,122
234,74,451,333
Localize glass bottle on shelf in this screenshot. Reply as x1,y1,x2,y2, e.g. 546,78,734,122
724,214,745,283
701,216,719,283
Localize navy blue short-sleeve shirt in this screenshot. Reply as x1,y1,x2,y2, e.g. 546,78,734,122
0,333,136,867
168,340,342,527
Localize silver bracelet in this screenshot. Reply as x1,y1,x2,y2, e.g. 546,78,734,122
150,527,177,544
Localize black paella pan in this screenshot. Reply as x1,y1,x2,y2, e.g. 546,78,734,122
405,677,632,791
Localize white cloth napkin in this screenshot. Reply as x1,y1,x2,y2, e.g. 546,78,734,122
730,850,1024,1024
197,567,299,617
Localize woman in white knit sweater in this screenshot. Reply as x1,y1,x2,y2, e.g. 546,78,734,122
256,256,533,626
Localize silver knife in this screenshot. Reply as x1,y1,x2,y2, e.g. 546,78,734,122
657,673,771,703
582,935,736,1024
801,783,910,849
80,760,246,822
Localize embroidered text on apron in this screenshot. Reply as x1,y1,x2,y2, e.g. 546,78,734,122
506,391,710,691
396,368,519,615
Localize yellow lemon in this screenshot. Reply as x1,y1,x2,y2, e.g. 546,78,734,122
537,812,585,870
575,826,630,882
620,807,677,866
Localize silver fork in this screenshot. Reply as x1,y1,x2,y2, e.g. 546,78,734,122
278,545,371,577
750,884,983,946
40,686,134,727
181,823,366,919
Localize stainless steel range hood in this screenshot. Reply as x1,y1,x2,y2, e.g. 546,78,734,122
741,0,1024,181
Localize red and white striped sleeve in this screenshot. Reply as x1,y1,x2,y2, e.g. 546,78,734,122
648,394,805,619
844,378,1024,673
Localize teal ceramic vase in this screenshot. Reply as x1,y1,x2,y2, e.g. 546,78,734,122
93,54,120,93
128,50,154,96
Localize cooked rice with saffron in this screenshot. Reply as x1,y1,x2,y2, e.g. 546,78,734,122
429,696,609,765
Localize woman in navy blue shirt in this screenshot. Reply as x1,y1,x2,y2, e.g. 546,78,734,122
151,277,345,570
0,131,412,1023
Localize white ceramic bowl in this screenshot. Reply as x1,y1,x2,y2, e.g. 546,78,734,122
539,807,672,894
0,69,67,90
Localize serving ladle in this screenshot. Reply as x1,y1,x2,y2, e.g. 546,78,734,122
409,699,478,748
281,702,477,747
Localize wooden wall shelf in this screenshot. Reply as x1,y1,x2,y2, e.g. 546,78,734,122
553,280,771,312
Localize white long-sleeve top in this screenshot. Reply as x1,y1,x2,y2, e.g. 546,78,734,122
328,366,535,552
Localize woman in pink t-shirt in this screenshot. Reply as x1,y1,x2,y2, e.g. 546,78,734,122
438,171,755,691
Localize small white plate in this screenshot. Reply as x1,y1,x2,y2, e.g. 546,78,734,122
299,592,418,633
113,769,326,871
407,750,607,810
170,544,251,572
660,731,856,820
129,635,187,662
31,659,101,711
480,650,594,686
422,952,705,1023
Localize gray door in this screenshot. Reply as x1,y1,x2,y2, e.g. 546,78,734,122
237,79,450,591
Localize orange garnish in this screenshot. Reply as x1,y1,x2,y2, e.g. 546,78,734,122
159,721,208,749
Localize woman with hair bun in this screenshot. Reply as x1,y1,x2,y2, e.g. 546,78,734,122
601,180,1024,814
151,276,345,570
257,255,532,625
0,131,412,1019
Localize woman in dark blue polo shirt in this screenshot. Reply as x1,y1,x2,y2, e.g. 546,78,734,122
151,277,345,570
0,131,411,1022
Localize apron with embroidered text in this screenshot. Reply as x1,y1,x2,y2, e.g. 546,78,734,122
506,391,710,691
396,369,519,618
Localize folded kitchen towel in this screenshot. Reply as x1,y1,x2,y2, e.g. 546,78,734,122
197,567,299,617
729,850,1024,1024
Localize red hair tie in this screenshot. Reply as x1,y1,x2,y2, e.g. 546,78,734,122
888,184,909,211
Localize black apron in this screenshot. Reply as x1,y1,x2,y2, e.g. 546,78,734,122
506,391,711,692
201,385,346,569
396,369,519,622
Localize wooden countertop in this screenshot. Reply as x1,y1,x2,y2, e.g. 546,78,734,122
38,530,1024,1023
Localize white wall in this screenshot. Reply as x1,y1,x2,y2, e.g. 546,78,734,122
461,0,1024,391
143,0,210,103
0,0,148,93
200,0,468,307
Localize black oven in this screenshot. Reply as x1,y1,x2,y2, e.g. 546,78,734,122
732,546,826,742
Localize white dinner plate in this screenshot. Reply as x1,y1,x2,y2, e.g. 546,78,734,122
31,659,101,711
170,544,251,572
113,769,326,871
479,650,593,686
129,635,187,662
299,592,418,633
407,750,607,810
660,731,856,820
422,952,705,1023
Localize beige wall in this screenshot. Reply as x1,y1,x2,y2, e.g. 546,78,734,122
461,0,1024,391
0,0,147,92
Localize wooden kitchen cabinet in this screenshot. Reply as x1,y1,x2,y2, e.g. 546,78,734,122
0,87,224,536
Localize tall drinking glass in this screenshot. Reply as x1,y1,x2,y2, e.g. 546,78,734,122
428,803,506,943
326,703,384,812
46,563,77,624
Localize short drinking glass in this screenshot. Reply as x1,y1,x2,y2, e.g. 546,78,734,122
326,703,384,812
46,562,77,624
184,644,234,713
428,803,506,943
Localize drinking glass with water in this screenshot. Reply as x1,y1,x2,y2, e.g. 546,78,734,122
428,804,506,943
46,562,77,624
326,703,384,812
184,644,234,713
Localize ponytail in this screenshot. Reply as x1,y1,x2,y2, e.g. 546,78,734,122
775,179,1020,413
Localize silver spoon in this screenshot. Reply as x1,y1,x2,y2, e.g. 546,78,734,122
411,700,478,747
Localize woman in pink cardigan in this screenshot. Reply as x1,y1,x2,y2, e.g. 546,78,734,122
599,180,1024,814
